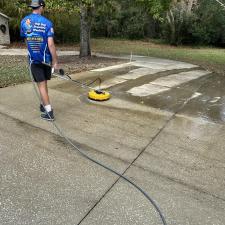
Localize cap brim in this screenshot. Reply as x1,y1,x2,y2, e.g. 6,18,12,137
28,4,40,8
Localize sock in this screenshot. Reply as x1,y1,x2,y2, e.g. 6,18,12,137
44,104,52,112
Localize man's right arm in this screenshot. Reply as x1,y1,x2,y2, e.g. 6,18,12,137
48,37,59,69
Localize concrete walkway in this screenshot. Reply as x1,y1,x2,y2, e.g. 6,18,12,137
0,52,225,225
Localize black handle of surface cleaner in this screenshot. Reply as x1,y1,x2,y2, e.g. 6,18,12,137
42,62,65,76
54,68,65,76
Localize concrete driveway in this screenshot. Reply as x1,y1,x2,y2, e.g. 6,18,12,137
0,53,224,225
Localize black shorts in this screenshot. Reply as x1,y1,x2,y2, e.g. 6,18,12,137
31,63,52,83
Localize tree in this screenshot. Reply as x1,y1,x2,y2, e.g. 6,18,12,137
191,0,225,45
136,0,172,20
92,0,121,38
79,0,173,57
79,0,93,57
76,0,119,57
165,0,198,45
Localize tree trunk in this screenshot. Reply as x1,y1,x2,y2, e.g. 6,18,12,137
80,3,91,57
187,0,198,12
166,10,176,45
166,0,198,45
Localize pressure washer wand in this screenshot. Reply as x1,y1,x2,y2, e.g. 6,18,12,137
51,67,95,91
42,62,99,91
49,65,111,101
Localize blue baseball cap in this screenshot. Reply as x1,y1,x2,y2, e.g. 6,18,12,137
29,0,46,8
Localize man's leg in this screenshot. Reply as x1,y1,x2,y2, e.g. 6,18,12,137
37,80,54,120
37,80,50,106
31,64,54,120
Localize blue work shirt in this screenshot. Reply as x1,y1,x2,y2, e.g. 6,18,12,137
20,13,54,64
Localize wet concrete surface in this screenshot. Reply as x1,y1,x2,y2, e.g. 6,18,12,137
180,73,225,123
124,73,210,113
87,62,225,123
1,54,225,225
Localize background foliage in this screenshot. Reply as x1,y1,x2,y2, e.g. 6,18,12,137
0,0,225,46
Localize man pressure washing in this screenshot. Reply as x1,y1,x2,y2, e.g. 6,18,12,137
20,0,59,121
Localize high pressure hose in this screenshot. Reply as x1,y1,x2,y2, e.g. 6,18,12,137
28,62,168,225
44,62,103,92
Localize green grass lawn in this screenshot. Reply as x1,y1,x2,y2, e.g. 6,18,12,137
91,38,225,75
0,56,29,88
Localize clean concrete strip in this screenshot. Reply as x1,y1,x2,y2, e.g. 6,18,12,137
128,70,211,97
132,61,173,70
133,61,198,70
150,70,211,88
118,67,165,80
128,84,170,97
94,67,166,89
91,62,132,72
